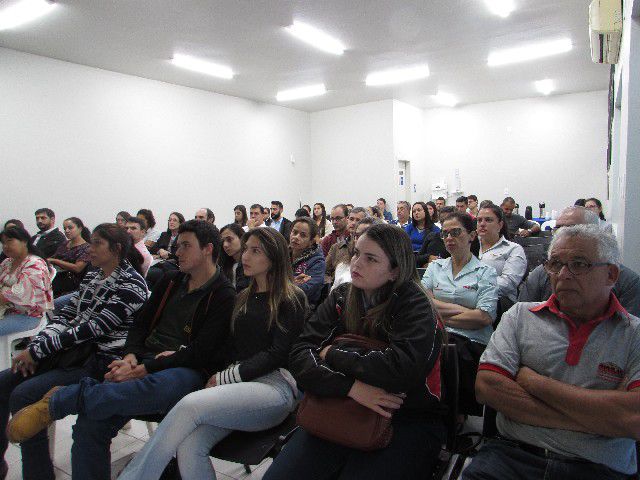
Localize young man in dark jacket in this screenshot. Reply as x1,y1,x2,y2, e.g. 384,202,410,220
8,220,236,480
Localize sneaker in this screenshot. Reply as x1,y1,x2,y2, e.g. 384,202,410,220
6,386,61,444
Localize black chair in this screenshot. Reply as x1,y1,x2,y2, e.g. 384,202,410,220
512,235,551,248
417,267,427,279
522,244,547,273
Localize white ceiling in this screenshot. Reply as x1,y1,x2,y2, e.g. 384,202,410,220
0,0,609,112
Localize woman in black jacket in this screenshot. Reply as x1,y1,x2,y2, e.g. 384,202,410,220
219,223,249,292
265,224,446,480
146,212,185,289
119,227,308,480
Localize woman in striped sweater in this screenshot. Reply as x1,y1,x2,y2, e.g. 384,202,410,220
0,223,147,480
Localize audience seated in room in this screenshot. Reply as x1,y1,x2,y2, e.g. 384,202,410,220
48,217,91,297
476,204,527,303
324,207,367,285
2,223,146,480
125,217,153,278
500,197,541,238
421,212,498,415
313,202,332,238
404,201,440,253
137,209,160,249
264,224,445,480
518,206,640,316
416,206,455,267
289,217,326,307
6,220,235,480
320,204,349,257
219,223,250,292
31,208,67,259
118,227,308,480
465,224,640,480
0,227,53,337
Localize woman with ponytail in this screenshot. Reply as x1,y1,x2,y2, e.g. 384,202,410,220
0,223,148,479
48,217,92,296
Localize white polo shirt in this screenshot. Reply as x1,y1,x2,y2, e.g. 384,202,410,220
479,295,640,474
478,236,527,302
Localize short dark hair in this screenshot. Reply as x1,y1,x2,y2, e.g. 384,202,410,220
137,209,156,229
439,206,456,222
204,208,215,223
271,201,283,209
436,197,446,202
467,194,478,202
250,204,263,212
126,217,147,230
377,198,387,205
295,208,310,218
332,204,349,217
501,197,516,206
3,219,24,230
456,196,468,205
443,211,475,233
35,208,55,218
574,198,586,207
178,219,222,262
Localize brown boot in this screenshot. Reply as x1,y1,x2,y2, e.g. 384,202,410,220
7,386,61,444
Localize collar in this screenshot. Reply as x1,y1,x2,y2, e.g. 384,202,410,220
38,226,57,236
440,254,482,280
182,268,220,293
530,293,628,365
479,236,509,254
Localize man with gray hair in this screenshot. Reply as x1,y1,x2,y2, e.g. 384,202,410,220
393,201,411,228
518,206,640,316
465,224,640,479
324,207,368,284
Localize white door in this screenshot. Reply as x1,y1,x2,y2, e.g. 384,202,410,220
397,160,411,202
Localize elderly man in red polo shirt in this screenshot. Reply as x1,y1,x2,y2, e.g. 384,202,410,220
464,224,640,480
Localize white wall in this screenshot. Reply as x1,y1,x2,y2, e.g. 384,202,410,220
310,100,395,210
393,101,425,205
418,90,609,215
609,0,640,271
0,48,310,233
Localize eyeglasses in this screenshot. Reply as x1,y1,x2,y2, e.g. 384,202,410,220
544,259,610,276
440,228,463,239
330,216,345,222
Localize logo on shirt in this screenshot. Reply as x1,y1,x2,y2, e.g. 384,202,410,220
597,362,625,384
462,284,478,291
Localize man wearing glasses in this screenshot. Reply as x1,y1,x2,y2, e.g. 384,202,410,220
464,224,640,480
519,206,640,316
320,204,349,257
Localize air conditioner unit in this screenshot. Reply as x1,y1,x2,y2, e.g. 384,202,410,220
589,0,623,64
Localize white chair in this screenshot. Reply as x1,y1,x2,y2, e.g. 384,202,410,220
0,315,48,372
541,220,556,231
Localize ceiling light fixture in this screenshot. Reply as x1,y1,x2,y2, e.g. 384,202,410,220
534,79,555,95
365,65,430,86
171,54,234,79
487,38,573,66
285,20,345,55
276,84,327,102
484,0,516,18
0,0,56,31
431,91,459,107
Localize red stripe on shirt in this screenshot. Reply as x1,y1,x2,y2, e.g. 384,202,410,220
478,363,515,380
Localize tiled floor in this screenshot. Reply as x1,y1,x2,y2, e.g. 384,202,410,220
5,416,272,480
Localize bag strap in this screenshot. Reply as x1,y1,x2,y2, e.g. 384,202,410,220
148,280,175,333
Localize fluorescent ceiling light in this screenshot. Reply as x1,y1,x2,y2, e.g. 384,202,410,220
484,0,515,18
534,79,555,95
285,20,345,55
431,91,459,107
277,84,327,102
487,38,573,66
0,0,56,31
171,54,234,79
365,65,430,86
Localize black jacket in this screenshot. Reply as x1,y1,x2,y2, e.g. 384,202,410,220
150,231,179,259
416,231,449,267
31,228,67,258
289,281,445,419
267,217,293,243
123,270,236,376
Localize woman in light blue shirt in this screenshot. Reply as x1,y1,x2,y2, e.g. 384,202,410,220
422,212,498,415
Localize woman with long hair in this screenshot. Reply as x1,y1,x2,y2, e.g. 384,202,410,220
119,227,308,480
218,223,249,292
331,216,382,290
0,227,52,336
313,203,332,238
0,220,25,264
264,224,446,479
421,212,498,416
137,209,160,249
585,197,613,233
289,217,325,307
405,201,439,252
48,217,92,296
234,205,248,230
0,223,146,480
115,211,132,227
476,204,526,303
146,212,185,289
426,201,439,225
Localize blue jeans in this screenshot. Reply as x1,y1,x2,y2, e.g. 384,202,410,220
264,416,445,480
53,293,74,313
119,370,299,480
462,438,629,480
0,313,40,335
0,354,109,480
48,367,204,480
